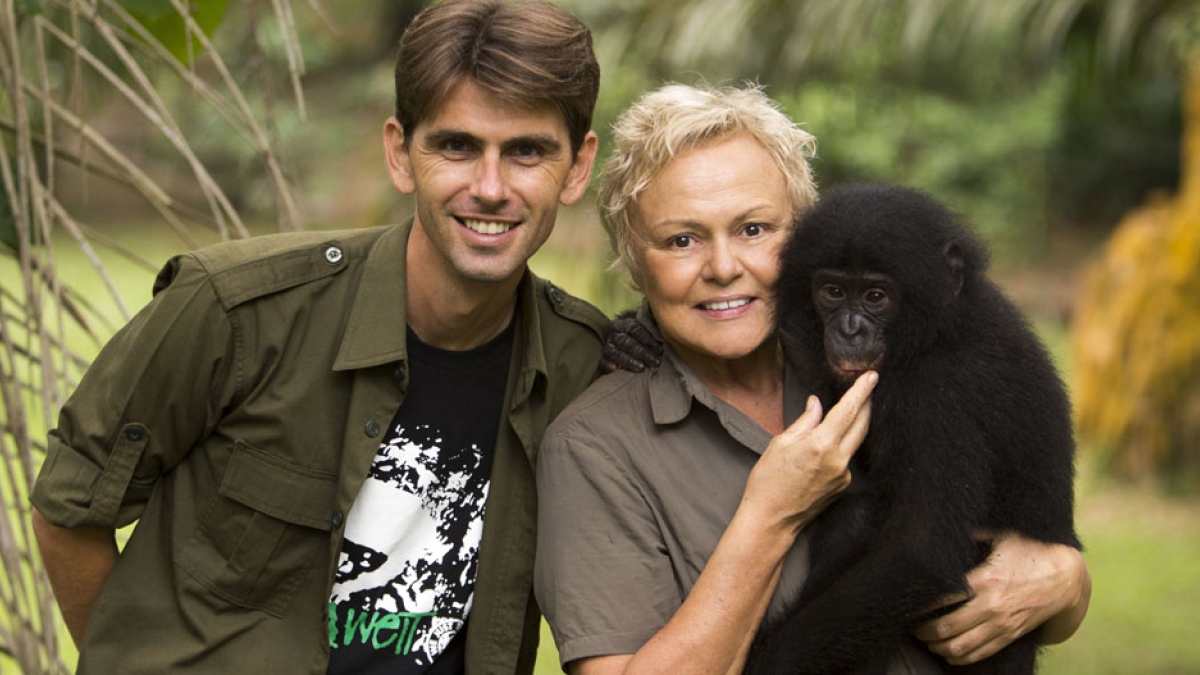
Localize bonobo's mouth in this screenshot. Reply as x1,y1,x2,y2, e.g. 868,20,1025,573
829,356,883,381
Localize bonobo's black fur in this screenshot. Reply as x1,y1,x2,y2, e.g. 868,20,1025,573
747,184,1080,675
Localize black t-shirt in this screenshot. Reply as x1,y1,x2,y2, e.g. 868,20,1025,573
327,321,514,675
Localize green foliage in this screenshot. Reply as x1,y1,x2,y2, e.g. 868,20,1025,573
1050,72,1182,226
773,73,1068,258
15,0,42,17
119,0,231,63
0,177,17,252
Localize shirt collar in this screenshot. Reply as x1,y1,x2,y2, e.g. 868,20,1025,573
641,304,705,426
641,303,806,454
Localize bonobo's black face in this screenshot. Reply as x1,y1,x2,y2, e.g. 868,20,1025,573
813,268,899,382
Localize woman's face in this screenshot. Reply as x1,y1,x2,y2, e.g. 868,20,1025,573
632,133,792,370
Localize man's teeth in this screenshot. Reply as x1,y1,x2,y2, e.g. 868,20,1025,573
702,299,750,311
463,219,514,235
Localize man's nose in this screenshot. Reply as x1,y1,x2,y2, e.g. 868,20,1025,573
471,153,509,204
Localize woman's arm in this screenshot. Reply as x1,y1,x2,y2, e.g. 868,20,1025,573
911,531,1091,665
572,373,877,675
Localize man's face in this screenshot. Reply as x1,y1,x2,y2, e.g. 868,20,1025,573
386,80,597,287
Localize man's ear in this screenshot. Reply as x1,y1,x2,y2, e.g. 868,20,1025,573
559,130,599,206
384,117,415,195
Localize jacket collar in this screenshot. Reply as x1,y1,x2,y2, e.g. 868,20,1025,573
332,219,547,391
332,222,410,371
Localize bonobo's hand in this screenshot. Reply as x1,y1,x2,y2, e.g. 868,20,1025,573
598,309,663,374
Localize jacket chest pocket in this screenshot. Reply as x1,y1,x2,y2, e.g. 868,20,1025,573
177,441,339,617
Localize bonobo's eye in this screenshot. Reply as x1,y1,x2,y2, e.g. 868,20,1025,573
864,289,888,304
820,284,846,301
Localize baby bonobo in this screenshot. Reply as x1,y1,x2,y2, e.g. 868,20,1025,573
748,184,1080,675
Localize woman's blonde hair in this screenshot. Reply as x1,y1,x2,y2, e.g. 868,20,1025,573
598,83,818,287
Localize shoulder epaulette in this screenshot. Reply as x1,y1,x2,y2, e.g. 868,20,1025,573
154,227,386,310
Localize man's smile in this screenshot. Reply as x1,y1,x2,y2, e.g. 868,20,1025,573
460,217,518,235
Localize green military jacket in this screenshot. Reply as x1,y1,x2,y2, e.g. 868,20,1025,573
31,220,607,674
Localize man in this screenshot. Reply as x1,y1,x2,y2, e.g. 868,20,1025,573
30,1,604,673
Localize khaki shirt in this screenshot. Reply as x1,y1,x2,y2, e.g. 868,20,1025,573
534,310,940,674
32,220,607,674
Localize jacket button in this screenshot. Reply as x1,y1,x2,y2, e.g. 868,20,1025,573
392,363,405,380
331,511,345,529
124,425,146,441
364,420,381,438
549,285,564,305
325,246,344,264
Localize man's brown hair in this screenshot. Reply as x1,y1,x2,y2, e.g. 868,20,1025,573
394,0,600,154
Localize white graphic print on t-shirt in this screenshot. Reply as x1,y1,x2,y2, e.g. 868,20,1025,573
328,422,489,667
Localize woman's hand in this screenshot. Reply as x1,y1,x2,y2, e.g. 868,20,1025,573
912,531,1091,665
741,372,876,539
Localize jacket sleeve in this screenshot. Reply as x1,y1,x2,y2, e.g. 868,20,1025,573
31,254,237,529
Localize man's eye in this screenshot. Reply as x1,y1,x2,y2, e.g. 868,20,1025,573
442,139,471,155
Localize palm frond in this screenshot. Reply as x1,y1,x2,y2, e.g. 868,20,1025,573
0,1,323,671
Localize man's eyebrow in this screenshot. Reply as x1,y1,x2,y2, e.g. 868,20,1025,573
506,134,564,154
422,129,480,146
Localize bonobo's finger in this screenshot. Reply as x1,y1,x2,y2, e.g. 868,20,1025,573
622,319,663,360
599,311,664,374
599,337,657,374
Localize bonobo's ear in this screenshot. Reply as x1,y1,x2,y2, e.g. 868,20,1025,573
944,242,965,298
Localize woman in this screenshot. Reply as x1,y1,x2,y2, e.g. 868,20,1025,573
534,83,1090,675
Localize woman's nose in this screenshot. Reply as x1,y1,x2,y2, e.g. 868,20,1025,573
703,240,741,284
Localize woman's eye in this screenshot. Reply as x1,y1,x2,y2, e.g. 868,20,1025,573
667,235,694,249
743,222,767,237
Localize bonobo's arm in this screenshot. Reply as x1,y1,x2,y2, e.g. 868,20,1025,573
750,458,985,675
597,309,663,374
749,396,997,675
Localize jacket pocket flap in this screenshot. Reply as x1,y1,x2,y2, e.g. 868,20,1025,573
219,442,338,531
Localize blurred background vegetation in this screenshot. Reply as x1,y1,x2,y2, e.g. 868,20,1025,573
2,0,1199,673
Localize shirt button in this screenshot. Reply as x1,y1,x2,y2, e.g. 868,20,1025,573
325,246,344,264
364,420,381,438
331,511,345,529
